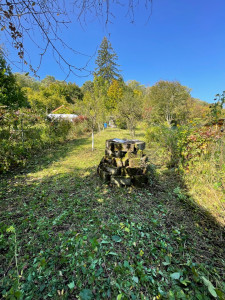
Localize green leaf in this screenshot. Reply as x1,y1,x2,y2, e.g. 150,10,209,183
170,272,181,280
168,290,175,299
215,288,225,300
208,286,218,298
191,266,199,277
180,279,191,286
124,227,130,233
117,295,123,300
40,284,45,292
201,276,217,298
14,290,22,298
124,260,129,268
112,235,122,242
162,256,171,266
79,289,93,300
6,226,15,233
132,276,139,283
68,281,75,289
101,240,110,244
107,252,118,256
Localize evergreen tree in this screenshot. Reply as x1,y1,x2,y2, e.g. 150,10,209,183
95,37,121,83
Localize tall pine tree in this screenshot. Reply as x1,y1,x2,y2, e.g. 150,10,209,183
95,37,121,83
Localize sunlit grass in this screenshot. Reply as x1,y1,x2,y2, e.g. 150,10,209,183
185,159,225,225
27,128,132,180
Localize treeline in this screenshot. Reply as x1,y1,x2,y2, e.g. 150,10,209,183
0,53,87,171
0,37,224,173
9,72,213,136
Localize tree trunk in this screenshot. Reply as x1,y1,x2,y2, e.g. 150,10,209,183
92,129,94,151
21,117,24,149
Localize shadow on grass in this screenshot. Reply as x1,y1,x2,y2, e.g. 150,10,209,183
159,167,225,228
147,167,225,291
134,127,146,139
0,137,91,180
0,159,224,298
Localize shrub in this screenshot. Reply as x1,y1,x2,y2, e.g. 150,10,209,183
146,123,225,223
146,125,184,167
69,118,90,138
0,109,80,172
146,123,224,168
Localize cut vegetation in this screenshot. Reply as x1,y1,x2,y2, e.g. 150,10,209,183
0,128,224,299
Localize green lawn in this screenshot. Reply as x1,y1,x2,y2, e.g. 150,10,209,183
0,128,224,299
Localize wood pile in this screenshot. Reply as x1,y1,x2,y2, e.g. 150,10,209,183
97,138,149,187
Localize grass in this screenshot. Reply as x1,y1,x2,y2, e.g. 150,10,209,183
183,140,225,225
0,127,224,299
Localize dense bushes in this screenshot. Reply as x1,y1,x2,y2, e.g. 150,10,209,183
146,123,225,223
146,123,224,167
0,109,88,172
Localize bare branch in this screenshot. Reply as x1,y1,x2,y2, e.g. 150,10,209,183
0,0,152,77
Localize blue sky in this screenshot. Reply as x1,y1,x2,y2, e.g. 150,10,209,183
4,0,225,103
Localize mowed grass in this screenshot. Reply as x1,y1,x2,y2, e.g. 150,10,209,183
0,128,224,299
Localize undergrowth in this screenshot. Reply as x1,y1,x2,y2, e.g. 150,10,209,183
146,124,225,225
0,128,224,299
0,108,89,172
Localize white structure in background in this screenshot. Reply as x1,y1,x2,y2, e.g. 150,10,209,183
109,117,116,128
47,114,78,122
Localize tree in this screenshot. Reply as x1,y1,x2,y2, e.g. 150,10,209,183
92,76,108,131
209,92,225,123
0,53,27,108
41,76,56,87
107,79,124,111
117,89,143,137
95,37,121,83
186,97,209,123
14,73,40,91
0,1,152,76
24,84,67,113
127,80,145,94
81,81,94,94
61,82,83,103
46,81,83,104
81,91,105,151
147,80,191,125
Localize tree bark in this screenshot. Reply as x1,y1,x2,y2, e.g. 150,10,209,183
92,129,94,151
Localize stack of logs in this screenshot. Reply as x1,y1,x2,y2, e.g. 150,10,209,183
97,138,149,187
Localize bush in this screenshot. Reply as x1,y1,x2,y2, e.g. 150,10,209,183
146,125,184,167
146,123,225,223
146,124,223,168
68,118,90,138
115,118,127,129
0,109,81,172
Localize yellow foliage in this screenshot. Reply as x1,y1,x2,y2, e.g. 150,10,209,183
133,89,142,98
107,79,123,110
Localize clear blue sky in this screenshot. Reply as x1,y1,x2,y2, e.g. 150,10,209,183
6,0,225,103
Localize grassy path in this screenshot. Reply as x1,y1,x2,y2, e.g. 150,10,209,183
0,128,224,299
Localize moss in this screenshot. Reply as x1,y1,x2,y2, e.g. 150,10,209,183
129,158,141,168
